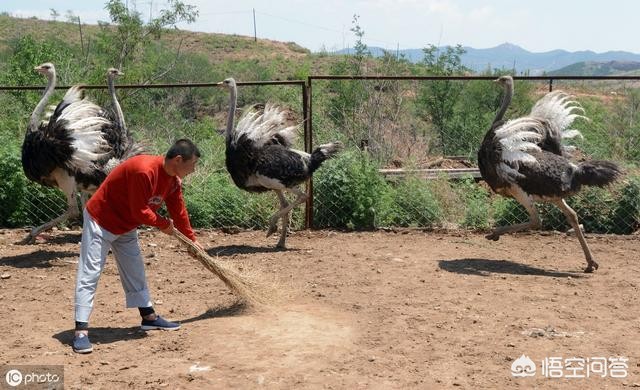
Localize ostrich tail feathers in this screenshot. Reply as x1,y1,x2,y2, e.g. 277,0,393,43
574,160,622,187
308,141,344,173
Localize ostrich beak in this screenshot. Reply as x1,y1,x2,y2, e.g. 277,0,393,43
216,81,224,86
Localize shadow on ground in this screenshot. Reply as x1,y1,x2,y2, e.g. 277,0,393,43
180,299,249,324
206,245,296,257
0,250,77,268
438,258,587,278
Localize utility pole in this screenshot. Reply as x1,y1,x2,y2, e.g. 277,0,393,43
77,16,84,56
253,8,257,42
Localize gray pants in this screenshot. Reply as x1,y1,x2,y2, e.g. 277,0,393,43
75,208,152,323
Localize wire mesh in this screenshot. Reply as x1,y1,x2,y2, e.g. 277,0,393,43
308,77,640,234
2,76,639,235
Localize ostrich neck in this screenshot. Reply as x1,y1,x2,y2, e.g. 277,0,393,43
493,82,513,125
29,72,56,132
225,85,237,143
108,76,127,130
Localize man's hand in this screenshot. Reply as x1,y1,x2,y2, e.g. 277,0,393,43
160,219,174,235
187,240,204,259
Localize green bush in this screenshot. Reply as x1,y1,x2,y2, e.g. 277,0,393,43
386,176,442,227
184,174,275,229
569,187,617,233
454,177,491,230
313,151,393,229
0,148,67,228
0,149,28,227
610,175,640,234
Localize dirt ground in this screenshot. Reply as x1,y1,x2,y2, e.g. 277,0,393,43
0,227,639,389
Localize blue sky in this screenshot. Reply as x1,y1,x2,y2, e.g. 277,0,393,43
2,0,638,53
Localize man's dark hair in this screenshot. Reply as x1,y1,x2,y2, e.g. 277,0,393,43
166,138,201,161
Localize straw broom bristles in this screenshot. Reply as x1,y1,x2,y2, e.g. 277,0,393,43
171,227,269,306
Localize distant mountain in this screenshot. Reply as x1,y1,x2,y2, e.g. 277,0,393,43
548,60,640,76
332,43,640,75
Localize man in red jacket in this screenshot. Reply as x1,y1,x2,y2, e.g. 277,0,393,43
73,139,202,354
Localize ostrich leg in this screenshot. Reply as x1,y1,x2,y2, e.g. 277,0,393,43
266,187,307,249
486,185,540,241
267,190,291,249
552,198,598,273
20,170,80,244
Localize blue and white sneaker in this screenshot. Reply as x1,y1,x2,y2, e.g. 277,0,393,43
141,315,181,331
72,333,93,354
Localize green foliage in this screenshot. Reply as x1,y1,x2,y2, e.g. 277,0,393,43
576,98,617,160
326,15,370,129
0,148,28,226
416,45,468,155
386,176,442,227
454,177,491,229
604,90,640,163
313,151,392,229
569,187,617,233
97,0,198,69
611,175,640,234
0,35,77,108
184,174,274,229
0,148,66,227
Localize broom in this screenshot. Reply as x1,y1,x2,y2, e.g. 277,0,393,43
171,227,267,306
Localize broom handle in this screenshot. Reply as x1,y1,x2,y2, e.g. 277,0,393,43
172,227,206,256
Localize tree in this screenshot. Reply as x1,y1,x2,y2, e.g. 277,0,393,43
49,8,60,22
327,15,371,139
65,10,78,23
416,44,468,155
97,0,198,70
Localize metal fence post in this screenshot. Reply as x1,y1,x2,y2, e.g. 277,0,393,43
304,78,314,229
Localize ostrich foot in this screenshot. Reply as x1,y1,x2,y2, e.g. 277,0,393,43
584,260,599,273
266,224,278,237
566,224,585,236
485,232,500,241
18,234,37,245
275,241,287,250
18,228,41,245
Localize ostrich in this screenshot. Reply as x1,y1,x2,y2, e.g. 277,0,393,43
106,68,127,131
217,77,343,248
102,67,144,171
20,63,142,243
478,75,622,272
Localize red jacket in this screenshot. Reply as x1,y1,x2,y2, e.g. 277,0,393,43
86,155,196,241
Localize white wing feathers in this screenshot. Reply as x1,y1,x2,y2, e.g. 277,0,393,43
493,90,587,181
55,88,112,172
529,90,586,140
233,104,298,148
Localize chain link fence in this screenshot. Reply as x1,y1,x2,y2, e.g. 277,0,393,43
308,76,640,234
2,76,639,235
